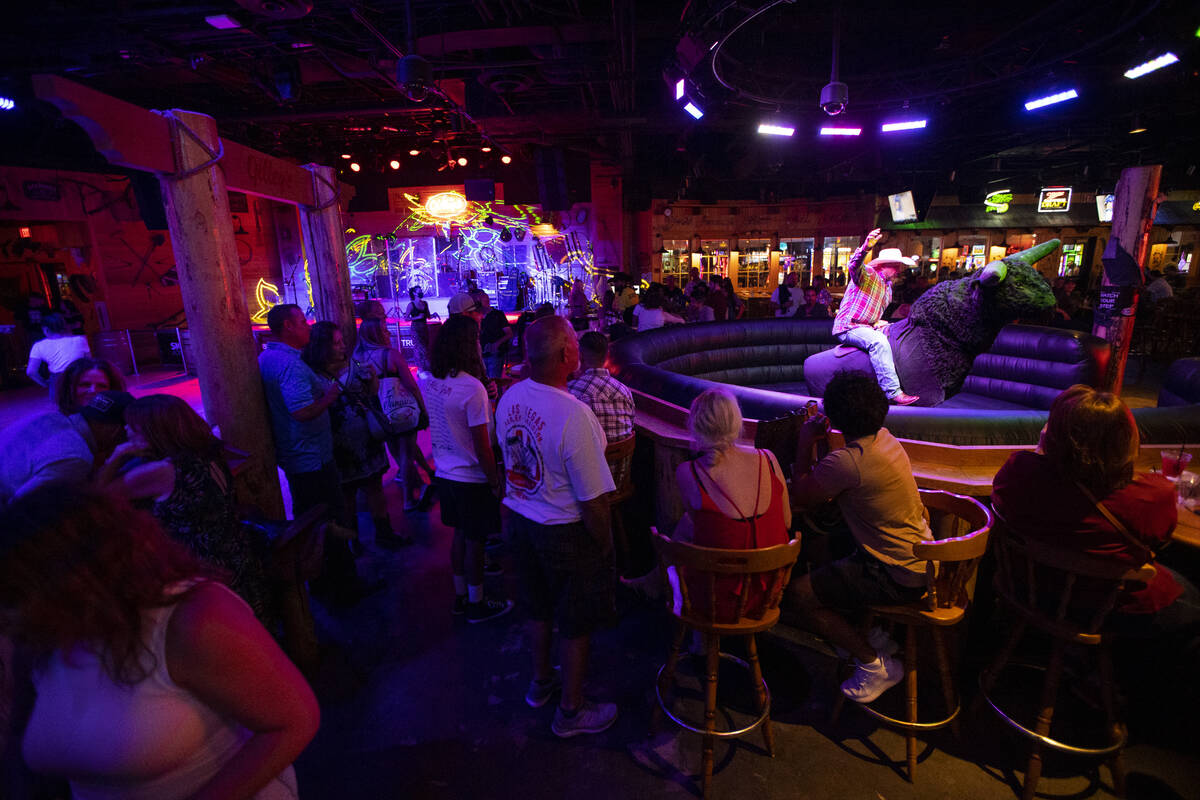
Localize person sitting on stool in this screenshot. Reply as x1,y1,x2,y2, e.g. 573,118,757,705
832,229,919,405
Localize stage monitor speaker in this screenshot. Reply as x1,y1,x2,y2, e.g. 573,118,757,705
464,178,495,202
534,147,569,211
129,171,169,230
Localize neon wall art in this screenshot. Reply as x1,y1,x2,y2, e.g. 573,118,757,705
344,191,597,308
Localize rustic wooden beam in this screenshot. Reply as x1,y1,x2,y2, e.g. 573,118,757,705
298,163,356,347
221,139,315,206
159,109,284,516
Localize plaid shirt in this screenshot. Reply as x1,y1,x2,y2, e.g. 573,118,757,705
833,241,892,335
568,368,635,442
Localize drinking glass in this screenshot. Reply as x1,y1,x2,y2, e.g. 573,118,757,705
1177,471,1200,509
1161,449,1193,480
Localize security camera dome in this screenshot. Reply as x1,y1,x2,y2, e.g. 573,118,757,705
819,81,849,116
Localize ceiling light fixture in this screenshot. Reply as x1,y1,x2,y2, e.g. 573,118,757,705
349,162,361,172
457,156,468,166
0,96,15,111
341,153,352,159
408,148,420,156
1123,52,1178,79
881,119,927,132
1129,126,1148,134
819,126,861,136
389,159,401,169
1024,89,1078,111
757,122,795,137
481,146,492,153
675,79,685,101
684,102,704,119
500,155,512,164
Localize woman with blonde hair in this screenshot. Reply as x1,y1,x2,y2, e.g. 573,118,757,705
673,388,792,622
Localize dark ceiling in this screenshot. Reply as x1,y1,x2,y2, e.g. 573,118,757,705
1,0,1198,205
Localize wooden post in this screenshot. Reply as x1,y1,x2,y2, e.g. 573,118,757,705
1092,165,1162,394
158,110,284,516
299,164,356,348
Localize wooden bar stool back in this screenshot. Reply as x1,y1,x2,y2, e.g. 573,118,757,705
651,529,801,799
977,524,1156,800
604,433,637,572
831,489,993,783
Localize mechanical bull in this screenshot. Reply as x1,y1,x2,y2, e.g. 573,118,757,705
804,239,1060,406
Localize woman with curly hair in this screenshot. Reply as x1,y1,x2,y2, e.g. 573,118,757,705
2,486,318,799
353,317,434,513
54,357,125,415
304,321,406,548
99,394,272,622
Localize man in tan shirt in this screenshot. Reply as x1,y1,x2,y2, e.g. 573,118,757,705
788,371,932,703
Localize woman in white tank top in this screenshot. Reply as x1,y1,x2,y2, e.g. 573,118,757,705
2,486,319,800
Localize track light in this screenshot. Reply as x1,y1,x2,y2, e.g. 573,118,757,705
341,153,352,159
389,160,401,170
408,148,420,156
481,146,492,153
457,156,468,167
501,155,512,164
349,162,361,172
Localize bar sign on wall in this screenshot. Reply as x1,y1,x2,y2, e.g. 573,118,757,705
1037,187,1072,213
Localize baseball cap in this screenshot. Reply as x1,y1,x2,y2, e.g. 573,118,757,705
447,293,480,315
79,390,135,426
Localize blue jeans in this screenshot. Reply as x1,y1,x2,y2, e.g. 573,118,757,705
837,325,902,397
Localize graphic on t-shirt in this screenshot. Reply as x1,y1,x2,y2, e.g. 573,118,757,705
504,423,543,493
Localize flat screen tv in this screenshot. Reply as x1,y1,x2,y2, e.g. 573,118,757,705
888,190,918,223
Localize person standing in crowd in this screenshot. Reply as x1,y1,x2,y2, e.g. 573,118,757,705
631,287,682,331
53,356,125,415
662,275,685,310
421,314,512,623
612,274,639,320
258,304,363,604
497,316,618,737
722,277,746,320
0,389,131,503
17,292,49,345
1145,269,1173,305
98,394,273,622
305,321,405,550
795,287,830,319
3,487,318,800
769,272,800,317
405,286,433,370
706,276,728,322
567,279,590,332
682,267,703,297
354,317,435,514
473,288,514,379
832,229,919,405
812,274,833,307
685,284,716,323
25,313,90,399
568,332,635,443
787,371,932,703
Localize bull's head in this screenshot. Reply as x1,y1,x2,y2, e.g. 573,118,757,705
975,239,1058,321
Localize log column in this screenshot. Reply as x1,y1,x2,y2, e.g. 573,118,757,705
158,109,283,516
299,164,355,348
1093,165,1162,394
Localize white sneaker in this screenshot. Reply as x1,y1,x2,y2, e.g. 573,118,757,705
551,700,618,738
841,654,904,703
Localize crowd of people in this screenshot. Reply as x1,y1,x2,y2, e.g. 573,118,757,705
2,275,1198,798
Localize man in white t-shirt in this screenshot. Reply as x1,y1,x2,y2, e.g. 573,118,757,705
420,315,512,624
26,313,90,397
769,272,800,317
497,315,618,738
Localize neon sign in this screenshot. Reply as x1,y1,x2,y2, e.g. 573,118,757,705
984,190,1013,214
249,278,283,324
424,191,469,220
1037,187,1072,213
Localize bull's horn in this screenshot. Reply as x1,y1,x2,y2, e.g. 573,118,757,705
979,259,1007,286
1011,238,1061,268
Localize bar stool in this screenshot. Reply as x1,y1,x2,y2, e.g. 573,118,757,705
651,530,801,799
977,525,1154,800
831,489,993,783
603,434,637,575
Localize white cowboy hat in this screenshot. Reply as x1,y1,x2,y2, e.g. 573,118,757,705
868,248,916,269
